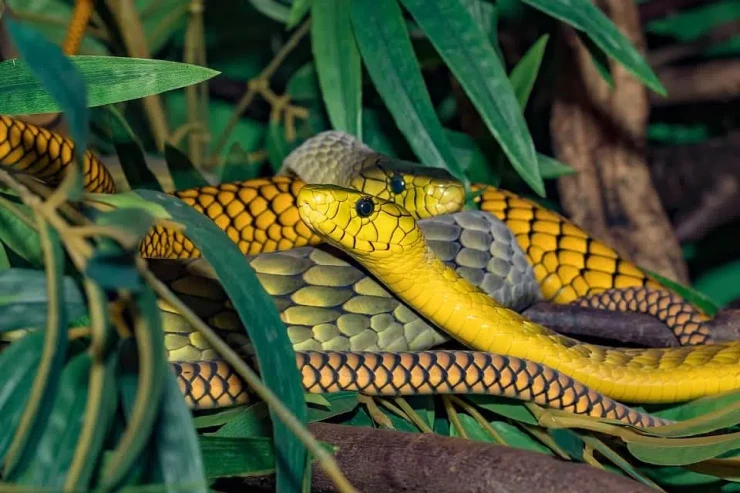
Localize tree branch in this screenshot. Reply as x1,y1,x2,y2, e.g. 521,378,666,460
224,423,655,493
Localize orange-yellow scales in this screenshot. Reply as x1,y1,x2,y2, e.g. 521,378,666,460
140,177,319,258
296,185,740,405
476,186,710,346
0,116,115,194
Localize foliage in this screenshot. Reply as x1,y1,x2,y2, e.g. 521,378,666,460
0,1,737,492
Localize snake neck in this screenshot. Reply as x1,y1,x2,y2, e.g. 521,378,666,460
356,237,740,404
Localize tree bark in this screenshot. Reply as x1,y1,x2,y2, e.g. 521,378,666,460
226,422,655,493
550,0,689,283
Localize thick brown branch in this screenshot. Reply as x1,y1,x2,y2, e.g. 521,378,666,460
225,422,654,493
652,60,740,107
708,309,740,343
550,0,689,283
522,302,680,347
638,0,712,23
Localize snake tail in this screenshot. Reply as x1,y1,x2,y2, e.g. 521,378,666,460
573,287,709,346
173,351,671,428
0,116,116,194
477,186,711,346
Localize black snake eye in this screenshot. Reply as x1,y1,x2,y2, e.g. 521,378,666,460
390,173,406,194
355,197,375,218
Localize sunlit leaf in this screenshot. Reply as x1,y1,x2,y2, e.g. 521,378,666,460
0,56,220,115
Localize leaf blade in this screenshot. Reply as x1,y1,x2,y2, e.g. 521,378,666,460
0,56,220,116
312,0,363,137
521,0,665,95
350,0,467,186
400,0,543,195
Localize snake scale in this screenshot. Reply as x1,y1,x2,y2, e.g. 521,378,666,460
0,116,719,427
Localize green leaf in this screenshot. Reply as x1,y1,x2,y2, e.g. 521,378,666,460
3,222,69,478
307,393,360,423
0,331,45,463
509,34,549,108
312,0,363,137
0,200,43,267
581,435,662,489
164,144,209,191
350,0,468,187
199,436,333,479
626,432,740,466
0,56,220,116
102,105,163,192
464,396,539,425
287,63,322,101
400,0,542,196
5,18,89,159
14,352,91,488
642,268,721,316
200,436,278,479
694,260,740,309
99,287,167,490
537,154,575,179
521,0,665,95
288,0,313,29
147,366,208,492
193,406,253,429
265,121,295,172
209,402,272,439
134,189,308,492
249,0,291,23
0,242,10,269
0,268,87,332
577,32,615,89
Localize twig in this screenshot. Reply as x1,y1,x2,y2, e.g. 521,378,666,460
208,19,311,162
105,0,171,150
63,0,94,55
651,60,740,107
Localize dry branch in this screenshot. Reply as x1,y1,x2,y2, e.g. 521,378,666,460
226,422,655,493
652,60,740,107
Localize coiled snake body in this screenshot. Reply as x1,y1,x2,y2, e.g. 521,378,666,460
0,117,721,427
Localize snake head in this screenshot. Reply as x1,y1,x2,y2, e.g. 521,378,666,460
349,163,465,220
297,184,421,256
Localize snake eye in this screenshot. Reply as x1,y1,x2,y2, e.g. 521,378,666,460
355,197,375,218
390,173,406,194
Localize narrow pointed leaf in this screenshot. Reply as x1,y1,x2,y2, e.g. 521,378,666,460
134,189,308,493
288,0,313,28
0,331,45,463
509,34,549,108
312,0,363,137
0,56,220,116
147,367,208,492
5,18,89,158
350,0,467,186
521,0,665,95
100,286,167,490
3,221,68,478
164,144,209,191
626,432,740,466
400,0,542,195
0,269,86,332
14,353,91,487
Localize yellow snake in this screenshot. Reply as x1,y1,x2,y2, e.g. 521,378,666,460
0,116,704,426
296,185,740,405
